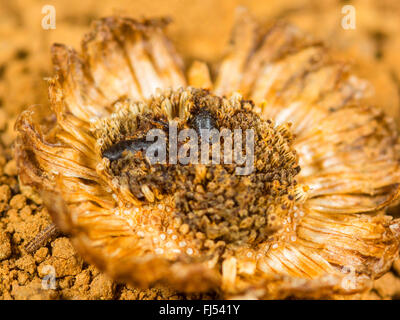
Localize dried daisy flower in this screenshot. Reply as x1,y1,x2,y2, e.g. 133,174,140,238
15,10,400,299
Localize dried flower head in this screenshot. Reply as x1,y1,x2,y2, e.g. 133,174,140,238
15,10,400,299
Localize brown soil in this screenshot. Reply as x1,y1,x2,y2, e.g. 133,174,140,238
1,0,400,299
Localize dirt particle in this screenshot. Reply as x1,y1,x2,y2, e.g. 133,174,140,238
51,237,76,259
34,247,49,264
17,271,30,285
0,230,12,260
89,274,116,300
59,276,74,289
19,183,43,205
74,269,91,288
15,255,36,275
392,258,400,276
374,272,400,298
10,194,26,210
36,238,83,278
38,253,83,278
4,160,17,176
0,185,11,203
11,278,58,300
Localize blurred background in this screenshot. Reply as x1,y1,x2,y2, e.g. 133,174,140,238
1,0,400,299
1,0,400,123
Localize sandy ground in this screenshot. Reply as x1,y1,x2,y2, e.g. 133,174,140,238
1,0,400,299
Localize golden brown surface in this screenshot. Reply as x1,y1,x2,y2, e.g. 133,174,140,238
2,0,400,299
